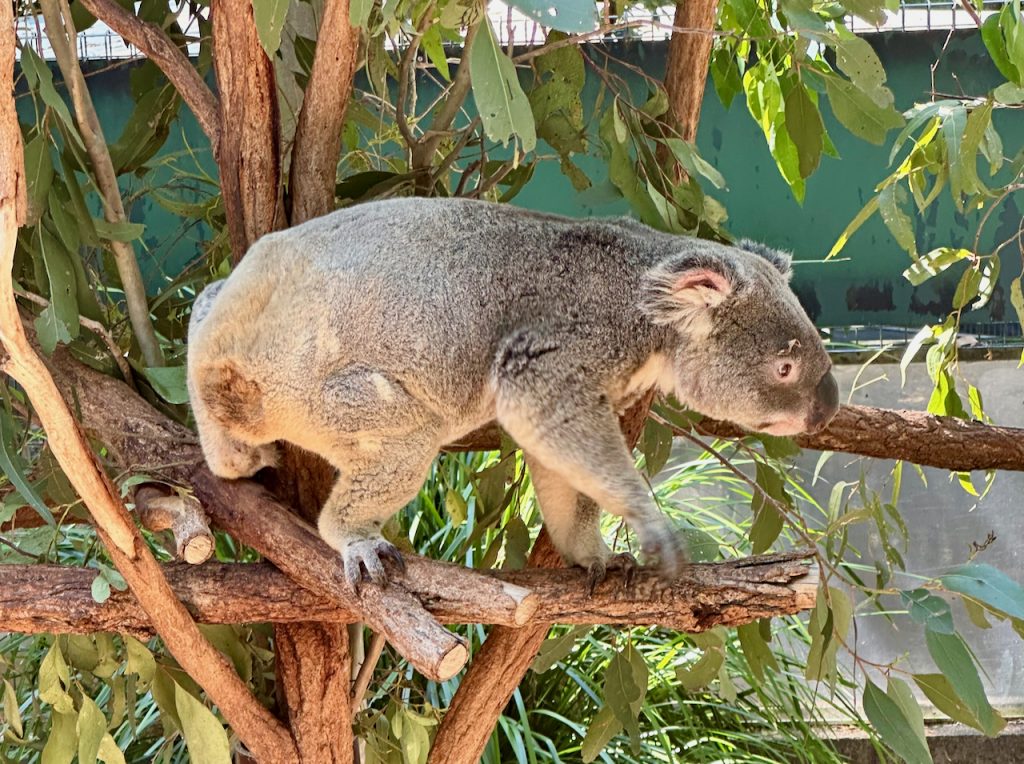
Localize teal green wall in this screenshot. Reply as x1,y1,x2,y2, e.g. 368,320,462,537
19,30,1020,332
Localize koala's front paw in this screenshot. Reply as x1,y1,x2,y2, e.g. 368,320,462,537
635,518,686,580
341,537,406,593
585,552,638,595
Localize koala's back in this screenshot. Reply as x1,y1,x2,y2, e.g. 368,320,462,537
190,198,676,437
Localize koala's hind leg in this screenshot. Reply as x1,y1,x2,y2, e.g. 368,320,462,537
317,430,441,591
191,384,278,479
525,455,636,591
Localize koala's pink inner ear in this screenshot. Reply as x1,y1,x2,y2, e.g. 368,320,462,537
671,269,732,308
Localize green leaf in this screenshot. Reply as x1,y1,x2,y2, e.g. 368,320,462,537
77,696,107,764
863,678,933,764
878,184,916,256
903,248,971,286
833,35,888,94
39,643,73,714
42,710,78,764
825,76,903,145
1009,277,1024,328
782,84,823,178
93,219,145,242
982,13,1021,84
508,0,598,33
640,419,673,477
960,101,993,196
91,574,111,604
901,589,955,634
502,515,530,569
676,647,724,691
827,195,879,258
952,267,982,310
175,683,232,764
531,626,590,673
38,226,80,344
421,25,450,81
20,48,78,134
914,673,984,729
737,622,778,680
3,679,22,738
350,0,373,28
470,20,537,153
805,587,852,683
445,489,468,525
841,0,887,26
0,411,56,526
749,462,789,554
24,133,54,225
942,106,968,204
580,704,621,763
887,678,929,761
962,596,993,630
940,563,1024,620
252,0,290,55
143,366,190,405
925,628,1004,736
97,735,126,764
125,636,156,686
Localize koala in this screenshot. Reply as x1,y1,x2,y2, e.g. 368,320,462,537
187,197,838,591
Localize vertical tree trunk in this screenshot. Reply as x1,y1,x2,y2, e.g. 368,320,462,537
664,0,720,144
428,393,655,764
209,5,354,762
211,0,283,261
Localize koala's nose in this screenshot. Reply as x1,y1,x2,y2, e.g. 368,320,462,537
806,370,839,432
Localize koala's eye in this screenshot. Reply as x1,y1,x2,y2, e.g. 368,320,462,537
776,361,794,381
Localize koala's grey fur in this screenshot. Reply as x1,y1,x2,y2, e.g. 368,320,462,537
187,197,838,589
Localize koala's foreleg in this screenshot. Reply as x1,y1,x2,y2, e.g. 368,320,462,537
526,456,637,591
494,342,684,578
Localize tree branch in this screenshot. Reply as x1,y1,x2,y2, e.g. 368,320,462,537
444,405,1024,473
0,13,296,761
76,0,221,153
0,553,817,635
38,0,164,368
289,0,360,223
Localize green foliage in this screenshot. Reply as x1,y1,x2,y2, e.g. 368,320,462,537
7,1,1024,762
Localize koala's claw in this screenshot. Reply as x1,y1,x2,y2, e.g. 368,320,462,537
342,538,405,593
585,552,639,595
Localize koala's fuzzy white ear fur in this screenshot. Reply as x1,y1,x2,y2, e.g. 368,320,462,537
736,239,793,280
641,263,733,329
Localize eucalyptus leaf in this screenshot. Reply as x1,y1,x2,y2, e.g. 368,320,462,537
862,679,933,764
470,20,537,153
940,563,1024,621
508,0,598,33
175,683,232,764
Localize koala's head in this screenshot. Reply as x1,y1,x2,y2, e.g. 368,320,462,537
641,239,838,436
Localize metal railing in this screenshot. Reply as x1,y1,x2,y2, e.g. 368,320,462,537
14,1,1007,63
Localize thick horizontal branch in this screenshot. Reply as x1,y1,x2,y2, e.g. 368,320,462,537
0,553,816,635
448,405,1024,473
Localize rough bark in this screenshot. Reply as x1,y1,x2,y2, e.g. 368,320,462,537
0,563,350,634
76,0,221,152
38,0,164,368
664,0,720,145
694,405,1024,472
211,0,282,260
0,552,816,635
445,406,1024,473
289,0,360,223
0,18,296,761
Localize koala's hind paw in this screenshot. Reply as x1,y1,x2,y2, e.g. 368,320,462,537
585,552,638,595
342,538,406,593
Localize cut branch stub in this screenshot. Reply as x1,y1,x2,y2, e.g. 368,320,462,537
135,485,214,564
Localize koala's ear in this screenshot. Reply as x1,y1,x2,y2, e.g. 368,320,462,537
737,239,792,280
640,259,734,327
